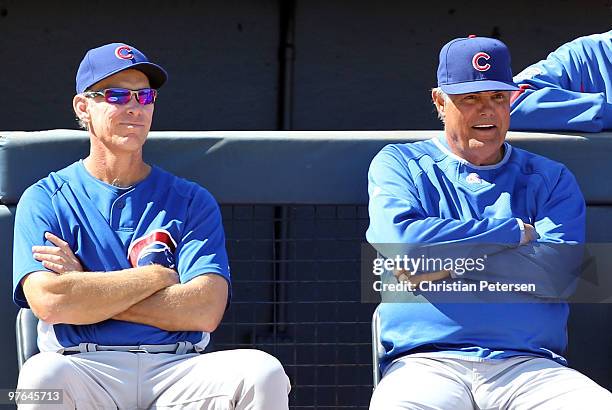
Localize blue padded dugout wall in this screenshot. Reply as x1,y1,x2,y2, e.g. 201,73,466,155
1,130,612,408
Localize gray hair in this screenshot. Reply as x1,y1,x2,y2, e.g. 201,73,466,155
76,92,89,130
76,117,88,130
431,87,449,122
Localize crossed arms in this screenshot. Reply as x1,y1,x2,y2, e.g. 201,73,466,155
21,232,228,332
366,146,586,298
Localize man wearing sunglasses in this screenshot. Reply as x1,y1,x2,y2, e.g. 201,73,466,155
13,43,290,409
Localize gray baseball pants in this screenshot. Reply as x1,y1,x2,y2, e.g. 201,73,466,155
370,354,612,409
17,349,290,409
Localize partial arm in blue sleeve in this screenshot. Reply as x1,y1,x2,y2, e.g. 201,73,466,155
510,40,612,132
511,87,611,132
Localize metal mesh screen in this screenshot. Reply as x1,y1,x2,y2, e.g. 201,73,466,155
209,205,375,409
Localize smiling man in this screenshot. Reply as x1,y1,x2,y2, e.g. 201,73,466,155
367,36,612,409
13,43,290,409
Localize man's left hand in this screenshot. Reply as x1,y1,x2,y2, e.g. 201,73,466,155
395,269,451,285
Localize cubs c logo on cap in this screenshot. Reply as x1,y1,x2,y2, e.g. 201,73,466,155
114,45,134,60
472,52,491,72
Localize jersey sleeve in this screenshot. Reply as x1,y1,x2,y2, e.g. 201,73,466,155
13,185,60,308
510,39,612,132
460,167,586,299
175,186,232,296
366,146,522,248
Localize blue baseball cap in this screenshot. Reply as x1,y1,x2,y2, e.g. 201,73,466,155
437,35,518,94
76,42,168,93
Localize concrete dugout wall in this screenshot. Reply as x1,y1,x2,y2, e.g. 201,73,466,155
0,1,610,131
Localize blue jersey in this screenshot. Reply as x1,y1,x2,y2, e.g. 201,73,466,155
13,160,231,352
510,30,612,132
367,137,585,373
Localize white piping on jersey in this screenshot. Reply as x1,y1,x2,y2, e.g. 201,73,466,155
109,187,136,221
432,137,513,170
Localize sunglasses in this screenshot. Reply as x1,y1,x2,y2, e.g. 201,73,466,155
83,88,158,105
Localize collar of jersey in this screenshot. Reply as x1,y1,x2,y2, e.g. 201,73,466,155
78,159,154,194
432,136,512,171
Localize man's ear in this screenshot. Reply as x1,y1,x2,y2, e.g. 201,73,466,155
73,94,90,125
432,90,446,117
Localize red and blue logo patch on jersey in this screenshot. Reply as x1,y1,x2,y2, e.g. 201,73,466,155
128,229,177,269
114,45,134,60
